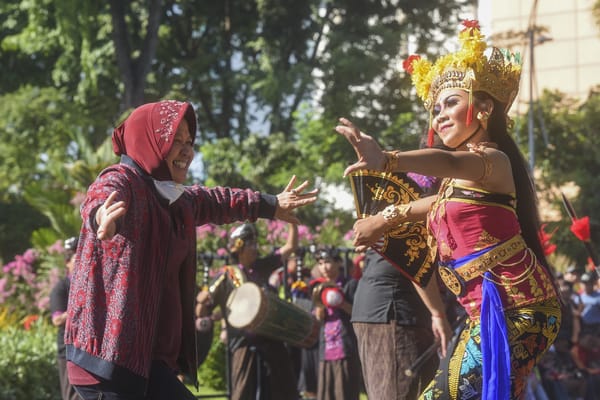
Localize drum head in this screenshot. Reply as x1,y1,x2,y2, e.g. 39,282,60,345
226,282,263,329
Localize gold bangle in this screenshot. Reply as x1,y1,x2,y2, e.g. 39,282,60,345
383,150,401,173
380,203,411,227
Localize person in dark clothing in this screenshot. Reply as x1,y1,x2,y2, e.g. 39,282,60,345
49,236,80,400
350,171,451,400
197,222,300,400
352,249,452,400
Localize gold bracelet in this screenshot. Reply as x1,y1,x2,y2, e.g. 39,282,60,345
380,203,411,227
383,150,402,173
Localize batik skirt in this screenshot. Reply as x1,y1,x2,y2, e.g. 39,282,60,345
419,297,561,400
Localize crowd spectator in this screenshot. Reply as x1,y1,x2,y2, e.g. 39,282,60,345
577,272,600,335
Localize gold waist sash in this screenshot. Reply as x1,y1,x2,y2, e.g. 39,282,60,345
438,235,527,296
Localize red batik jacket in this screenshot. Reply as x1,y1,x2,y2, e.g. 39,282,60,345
65,159,276,394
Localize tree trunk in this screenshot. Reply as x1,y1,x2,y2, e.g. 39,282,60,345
108,0,163,111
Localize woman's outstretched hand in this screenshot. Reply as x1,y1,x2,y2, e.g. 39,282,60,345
335,117,386,177
275,175,319,224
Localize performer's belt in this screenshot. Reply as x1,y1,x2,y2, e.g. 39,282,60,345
438,235,527,296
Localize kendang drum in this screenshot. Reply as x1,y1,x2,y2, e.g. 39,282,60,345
226,282,319,348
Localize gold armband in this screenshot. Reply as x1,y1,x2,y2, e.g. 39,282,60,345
467,143,493,183
383,150,402,173
380,204,411,227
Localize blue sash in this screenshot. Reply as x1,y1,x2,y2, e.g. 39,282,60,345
448,244,511,400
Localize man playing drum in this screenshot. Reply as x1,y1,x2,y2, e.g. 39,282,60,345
197,223,300,400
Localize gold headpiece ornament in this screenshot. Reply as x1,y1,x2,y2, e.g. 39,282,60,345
403,20,522,146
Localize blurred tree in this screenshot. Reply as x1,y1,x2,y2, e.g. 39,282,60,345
530,87,600,267
0,0,469,259
0,200,47,265
593,0,600,32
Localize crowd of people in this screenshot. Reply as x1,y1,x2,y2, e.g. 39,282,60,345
49,18,600,400
189,240,600,400
535,269,600,400
193,228,453,400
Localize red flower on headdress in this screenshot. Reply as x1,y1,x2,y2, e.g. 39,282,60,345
570,216,591,242
538,224,557,256
402,54,421,75
461,19,480,32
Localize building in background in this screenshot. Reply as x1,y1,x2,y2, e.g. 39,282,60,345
478,0,600,112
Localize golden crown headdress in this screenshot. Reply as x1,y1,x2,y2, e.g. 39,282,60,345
404,20,522,115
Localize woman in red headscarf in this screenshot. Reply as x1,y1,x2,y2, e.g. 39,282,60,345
64,100,317,400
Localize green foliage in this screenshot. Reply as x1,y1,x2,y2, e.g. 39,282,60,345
0,83,115,258
196,325,227,392
200,132,303,192
199,122,356,230
294,111,349,184
313,217,353,249
0,245,63,320
0,0,471,259
0,87,76,197
1,0,116,102
594,0,600,34
0,2,59,91
23,187,81,246
526,87,600,265
0,198,48,265
0,319,61,400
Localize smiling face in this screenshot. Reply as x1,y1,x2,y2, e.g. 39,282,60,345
165,119,194,183
432,89,496,150
431,89,473,148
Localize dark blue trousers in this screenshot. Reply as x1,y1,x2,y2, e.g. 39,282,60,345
74,361,196,400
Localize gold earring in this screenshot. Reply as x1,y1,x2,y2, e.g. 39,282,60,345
477,111,490,130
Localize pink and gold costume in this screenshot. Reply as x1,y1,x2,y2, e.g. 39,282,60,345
420,179,561,400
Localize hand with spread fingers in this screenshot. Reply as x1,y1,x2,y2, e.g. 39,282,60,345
335,117,386,177
275,175,319,224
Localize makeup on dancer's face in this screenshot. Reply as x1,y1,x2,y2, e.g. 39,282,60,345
433,93,462,117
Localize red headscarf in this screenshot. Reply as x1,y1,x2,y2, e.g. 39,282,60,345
112,100,197,181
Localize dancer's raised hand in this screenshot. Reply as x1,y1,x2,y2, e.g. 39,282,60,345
335,117,386,176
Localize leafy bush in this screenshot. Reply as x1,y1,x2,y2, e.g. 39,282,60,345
196,325,227,392
0,246,63,321
0,319,60,400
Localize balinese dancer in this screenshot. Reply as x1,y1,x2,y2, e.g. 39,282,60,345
335,20,562,400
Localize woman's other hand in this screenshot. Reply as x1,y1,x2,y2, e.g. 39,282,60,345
96,191,127,240
335,117,386,176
